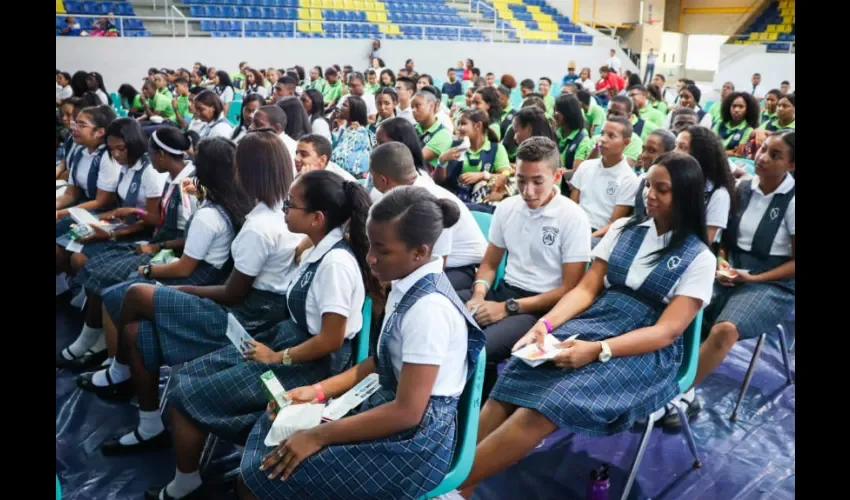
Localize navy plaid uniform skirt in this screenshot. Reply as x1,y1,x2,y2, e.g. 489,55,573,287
240,391,459,500
705,281,794,340
491,288,682,437
76,243,154,295
135,286,289,372
167,320,346,444
99,261,230,322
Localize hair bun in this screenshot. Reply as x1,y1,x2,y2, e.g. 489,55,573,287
437,198,460,229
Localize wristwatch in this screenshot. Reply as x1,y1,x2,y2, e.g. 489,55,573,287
281,348,292,366
505,298,520,316
142,264,153,280
598,341,612,363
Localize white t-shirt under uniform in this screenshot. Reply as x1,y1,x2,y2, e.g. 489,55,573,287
182,203,236,269
736,174,795,257
490,192,592,294
288,227,364,339
571,157,640,231
231,201,303,294
68,147,121,198
325,161,357,182
117,160,167,209
379,256,468,397
593,218,716,307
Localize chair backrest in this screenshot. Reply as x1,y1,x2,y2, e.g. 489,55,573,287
56,475,61,500
676,310,703,394
226,100,242,126
354,296,373,364
421,348,487,499
469,211,506,290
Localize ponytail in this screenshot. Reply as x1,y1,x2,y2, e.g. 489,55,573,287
150,126,198,158
342,181,382,300
437,198,460,228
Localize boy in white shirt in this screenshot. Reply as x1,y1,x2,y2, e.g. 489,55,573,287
294,134,356,182
369,142,487,290
393,76,417,125
459,137,592,398
570,116,640,246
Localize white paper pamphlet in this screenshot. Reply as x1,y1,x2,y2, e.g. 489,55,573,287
225,313,253,354
512,334,580,367
263,403,326,446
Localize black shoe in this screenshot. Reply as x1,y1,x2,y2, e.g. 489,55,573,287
660,397,703,428
101,429,171,457
56,346,102,370
65,349,109,372
144,483,207,500
76,370,136,403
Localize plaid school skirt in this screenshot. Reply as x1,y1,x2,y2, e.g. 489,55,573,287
239,391,459,500
705,280,795,340
491,288,682,437
77,243,153,295
99,261,230,322
167,320,347,444
135,286,289,372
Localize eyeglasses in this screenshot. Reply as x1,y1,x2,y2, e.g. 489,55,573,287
282,198,308,214
70,120,92,130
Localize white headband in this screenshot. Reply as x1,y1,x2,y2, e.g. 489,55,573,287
152,130,185,155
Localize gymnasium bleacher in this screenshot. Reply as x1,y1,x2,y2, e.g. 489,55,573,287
57,0,151,37
475,0,590,45
186,0,488,41
730,0,795,52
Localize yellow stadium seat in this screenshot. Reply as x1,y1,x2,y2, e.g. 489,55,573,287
366,12,376,22
767,32,778,41
766,25,776,32
343,0,354,9
376,12,386,22
311,8,322,20
374,2,385,13
527,5,540,13
389,24,400,35
332,0,343,9
56,0,65,13
365,1,376,11
297,20,311,31
298,7,309,18
321,0,332,8
310,21,322,32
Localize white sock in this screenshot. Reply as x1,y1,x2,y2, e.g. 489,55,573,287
70,286,87,308
89,334,106,353
56,273,71,296
63,325,103,360
680,387,696,404
91,360,130,387
164,469,202,499
118,410,165,445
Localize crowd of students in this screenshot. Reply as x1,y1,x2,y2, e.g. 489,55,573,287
56,58,795,499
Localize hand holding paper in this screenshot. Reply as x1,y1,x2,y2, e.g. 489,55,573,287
512,334,580,367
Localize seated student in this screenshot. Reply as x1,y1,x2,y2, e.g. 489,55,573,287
231,93,265,143
590,95,655,166
364,68,380,94
66,119,167,267
250,105,298,175
301,89,331,142
471,86,504,141
708,82,735,128
393,76,417,125
570,116,640,244
413,90,453,172
636,128,676,175
237,186,484,500
628,84,666,128
65,136,247,371
669,107,699,136
367,87,398,144
455,152,715,498
374,116,431,176
321,67,344,110
370,142,487,290
646,83,669,115
663,83,713,129
442,66,463,100
56,97,85,180
192,90,234,139
169,77,195,131
750,93,795,153
330,96,373,179
435,108,513,207
713,91,760,158
56,105,120,275
512,105,556,145
138,76,178,128
553,94,594,188
760,89,781,126
576,89,605,135
664,131,795,427
294,133,356,182
497,76,518,140
459,137,591,399
276,96,312,142
143,170,378,500
211,70,235,116
76,133,300,432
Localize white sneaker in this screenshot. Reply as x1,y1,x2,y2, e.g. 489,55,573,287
433,490,464,500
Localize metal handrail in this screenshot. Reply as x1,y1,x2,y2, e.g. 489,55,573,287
171,4,188,37
725,33,795,53
55,11,590,44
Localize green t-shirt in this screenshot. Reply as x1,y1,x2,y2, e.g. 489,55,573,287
365,82,380,95
489,122,502,142
638,106,665,128
460,139,511,174
592,130,643,162
585,102,605,134
713,121,754,150
176,95,192,121
415,121,453,169
650,100,669,115
543,95,555,118
631,115,659,143
758,118,795,131
760,110,776,126
557,128,594,169
153,89,176,122
125,94,143,110
709,104,723,128
309,77,327,95
322,81,344,104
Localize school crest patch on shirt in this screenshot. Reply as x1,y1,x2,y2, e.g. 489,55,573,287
606,180,618,196
300,271,313,288
541,226,559,246
769,207,780,220
667,256,682,270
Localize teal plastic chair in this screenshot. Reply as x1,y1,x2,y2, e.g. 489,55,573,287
56,475,61,499
109,92,122,109
461,80,472,93
470,211,506,289
226,100,242,127
704,101,716,112
621,311,703,500
354,297,373,363
421,349,487,499
731,157,756,176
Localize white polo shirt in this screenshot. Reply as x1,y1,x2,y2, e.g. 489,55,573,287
592,218,715,306
279,132,298,178
288,227,364,339
183,203,236,269
200,118,234,139
571,157,640,231
116,159,167,209
379,256,468,397
396,105,416,125
231,201,303,294
490,191,592,293
339,92,377,117
705,184,731,230
736,174,795,257
68,147,121,197
325,161,357,183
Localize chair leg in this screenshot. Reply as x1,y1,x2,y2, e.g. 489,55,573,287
200,435,219,473
675,405,702,469
730,333,766,422
776,325,794,384
159,373,175,416
620,417,655,500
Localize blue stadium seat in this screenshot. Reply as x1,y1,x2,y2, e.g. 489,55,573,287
64,0,82,13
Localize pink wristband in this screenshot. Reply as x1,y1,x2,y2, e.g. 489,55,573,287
541,318,553,333
313,383,326,403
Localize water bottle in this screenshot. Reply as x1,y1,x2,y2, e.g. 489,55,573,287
586,464,610,500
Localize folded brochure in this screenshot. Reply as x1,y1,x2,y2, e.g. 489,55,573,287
512,334,580,367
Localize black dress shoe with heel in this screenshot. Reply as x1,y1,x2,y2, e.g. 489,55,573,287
76,370,135,402
101,429,172,456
